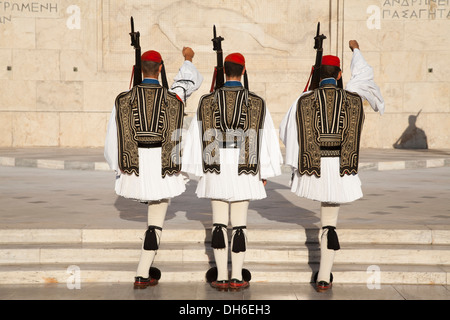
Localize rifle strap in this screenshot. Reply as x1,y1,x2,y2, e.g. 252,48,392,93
210,67,218,93
129,66,135,90
172,79,195,104
303,66,314,92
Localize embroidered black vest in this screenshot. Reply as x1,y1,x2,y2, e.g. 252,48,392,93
296,85,364,177
115,83,184,177
197,86,266,175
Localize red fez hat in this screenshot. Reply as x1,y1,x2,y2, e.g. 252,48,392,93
141,50,162,63
225,53,245,66
322,55,340,68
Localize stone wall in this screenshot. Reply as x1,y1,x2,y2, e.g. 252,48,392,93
0,0,448,149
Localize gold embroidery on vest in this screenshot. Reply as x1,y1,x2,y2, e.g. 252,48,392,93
115,84,184,177
296,87,364,177
198,87,265,175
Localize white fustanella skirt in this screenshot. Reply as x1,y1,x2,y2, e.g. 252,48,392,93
195,148,267,202
290,157,363,204
114,147,187,202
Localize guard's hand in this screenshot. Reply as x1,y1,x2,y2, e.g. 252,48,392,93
262,179,267,187
182,47,195,61
349,40,359,52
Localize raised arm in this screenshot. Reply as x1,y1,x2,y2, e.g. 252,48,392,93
170,47,204,102
346,40,385,115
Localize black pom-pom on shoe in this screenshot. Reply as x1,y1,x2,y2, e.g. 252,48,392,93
149,267,161,280
206,267,218,283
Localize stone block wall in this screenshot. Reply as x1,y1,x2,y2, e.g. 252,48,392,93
0,0,448,149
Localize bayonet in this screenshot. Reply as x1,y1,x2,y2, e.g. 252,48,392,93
130,16,142,87
309,22,327,91
210,25,225,92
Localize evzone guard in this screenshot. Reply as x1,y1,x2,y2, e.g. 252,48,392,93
104,41,203,287
103,19,386,292
182,50,283,291
280,39,385,292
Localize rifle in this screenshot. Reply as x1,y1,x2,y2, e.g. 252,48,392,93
129,16,142,88
304,22,326,92
210,25,225,92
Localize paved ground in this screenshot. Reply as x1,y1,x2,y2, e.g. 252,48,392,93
0,148,449,230
0,147,449,301
1,281,450,300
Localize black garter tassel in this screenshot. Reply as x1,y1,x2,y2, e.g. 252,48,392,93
323,226,340,251
144,225,162,250
232,226,247,253
211,224,227,249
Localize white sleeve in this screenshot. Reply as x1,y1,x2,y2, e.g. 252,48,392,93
259,109,283,179
181,113,204,177
104,106,119,172
345,49,385,115
279,95,303,170
170,60,204,102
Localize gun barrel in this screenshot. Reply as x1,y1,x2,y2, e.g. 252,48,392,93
129,16,142,87
211,25,224,91
308,21,328,91
212,26,224,51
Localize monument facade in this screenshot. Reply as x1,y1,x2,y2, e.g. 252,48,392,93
0,0,448,149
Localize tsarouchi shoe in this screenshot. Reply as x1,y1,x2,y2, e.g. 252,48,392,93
134,276,158,289
229,278,249,291
313,272,333,293
210,280,229,291
316,280,332,292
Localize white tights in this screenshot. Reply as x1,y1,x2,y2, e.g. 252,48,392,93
317,202,340,283
211,199,249,281
135,199,339,282
136,199,169,278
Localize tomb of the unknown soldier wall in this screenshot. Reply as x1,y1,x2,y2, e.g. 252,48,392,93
0,0,449,149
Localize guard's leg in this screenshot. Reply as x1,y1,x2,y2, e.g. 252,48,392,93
210,199,230,290
317,202,340,291
230,200,250,290
135,199,168,288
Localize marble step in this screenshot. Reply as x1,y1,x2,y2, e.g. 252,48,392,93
1,242,449,266
0,262,447,285
1,228,450,245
